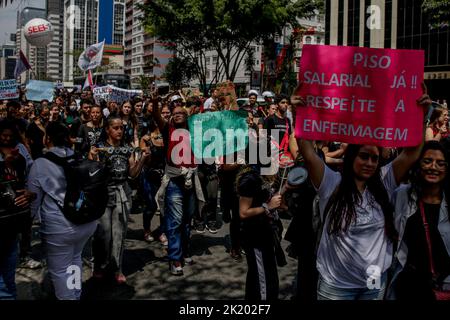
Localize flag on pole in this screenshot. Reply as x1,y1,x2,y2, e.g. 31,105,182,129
14,50,31,79
83,70,93,90
78,40,105,71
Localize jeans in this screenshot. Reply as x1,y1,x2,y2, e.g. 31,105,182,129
317,272,387,300
164,180,196,262
0,236,18,300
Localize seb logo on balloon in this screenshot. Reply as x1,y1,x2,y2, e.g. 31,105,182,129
27,23,50,34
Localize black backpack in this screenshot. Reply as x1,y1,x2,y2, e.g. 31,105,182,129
43,152,108,225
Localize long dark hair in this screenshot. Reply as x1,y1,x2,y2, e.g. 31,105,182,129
326,144,398,241
408,141,450,216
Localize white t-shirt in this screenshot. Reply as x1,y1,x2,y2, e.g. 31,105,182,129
316,163,397,289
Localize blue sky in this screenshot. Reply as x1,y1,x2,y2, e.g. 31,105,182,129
0,0,45,46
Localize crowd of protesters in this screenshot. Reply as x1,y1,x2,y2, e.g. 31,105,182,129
0,81,449,302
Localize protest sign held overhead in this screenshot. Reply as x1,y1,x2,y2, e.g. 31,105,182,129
216,81,238,110
295,45,425,147
188,110,248,159
26,80,54,102
93,85,142,104
0,80,19,100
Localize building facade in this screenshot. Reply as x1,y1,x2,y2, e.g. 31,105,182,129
0,0,15,8
325,0,450,100
98,0,125,45
124,0,174,89
46,0,64,81
0,44,16,79
63,0,98,82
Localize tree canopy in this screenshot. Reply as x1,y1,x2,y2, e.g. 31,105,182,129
422,0,450,28
139,0,322,92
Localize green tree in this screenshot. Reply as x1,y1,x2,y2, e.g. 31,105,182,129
139,0,321,93
163,56,196,90
422,0,450,28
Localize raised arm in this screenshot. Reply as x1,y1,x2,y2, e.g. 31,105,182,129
291,93,325,189
391,84,432,184
150,90,165,132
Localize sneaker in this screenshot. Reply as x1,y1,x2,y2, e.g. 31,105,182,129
169,261,183,276
195,224,205,234
159,233,168,247
144,231,154,242
206,223,218,234
183,256,195,266
18,257,42,269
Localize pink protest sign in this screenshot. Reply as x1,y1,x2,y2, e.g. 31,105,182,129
295,45,425,147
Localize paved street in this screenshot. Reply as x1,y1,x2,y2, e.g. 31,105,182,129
15,211,298,300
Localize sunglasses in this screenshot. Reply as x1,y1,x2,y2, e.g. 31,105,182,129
357,152,379,162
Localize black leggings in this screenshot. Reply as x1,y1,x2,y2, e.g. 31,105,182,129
243,244,279,300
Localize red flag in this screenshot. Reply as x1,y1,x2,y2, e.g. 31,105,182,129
83,70,93,90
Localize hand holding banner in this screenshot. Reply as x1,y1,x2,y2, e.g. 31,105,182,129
295,45,425,147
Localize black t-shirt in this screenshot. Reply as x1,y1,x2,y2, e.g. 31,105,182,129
97,142,133,186
77,124,103,157
0,150,28,235
403,203,450,281
136,114,146,138
237,169,274,247
123,121,136,145
264,115,292,140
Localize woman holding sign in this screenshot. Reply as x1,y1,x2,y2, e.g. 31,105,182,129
291,84,431,300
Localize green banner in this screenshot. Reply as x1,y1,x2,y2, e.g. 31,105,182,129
188,110,248,159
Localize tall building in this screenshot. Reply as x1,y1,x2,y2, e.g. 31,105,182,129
325,0,450,100
98,0,125,45
63,0,99,82
0,0,16,8
46,0,64,81
125,0,174,89
63,0,125,82
0,44,16,79
15,7,48,83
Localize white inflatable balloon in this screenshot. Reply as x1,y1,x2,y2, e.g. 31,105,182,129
24,18,54,47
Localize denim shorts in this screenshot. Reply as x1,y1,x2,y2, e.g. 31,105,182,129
317,272,387,300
